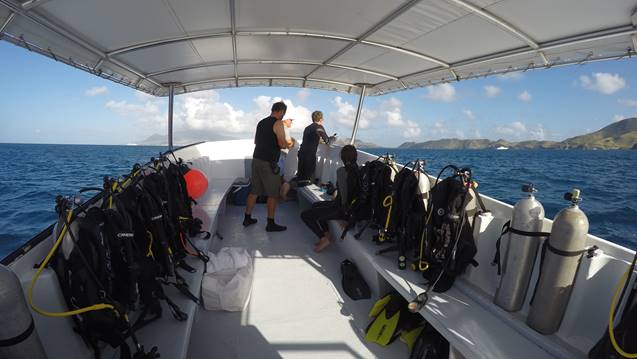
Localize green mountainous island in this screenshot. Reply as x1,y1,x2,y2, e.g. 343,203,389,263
398,117,637,150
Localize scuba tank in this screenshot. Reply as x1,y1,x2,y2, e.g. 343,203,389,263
0,265,48,359
527,188,589,334
416,163,431,212
494,184,545,312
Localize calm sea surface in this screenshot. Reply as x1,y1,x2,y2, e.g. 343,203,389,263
0,144,636,259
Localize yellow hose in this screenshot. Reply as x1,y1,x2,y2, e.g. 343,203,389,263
107,169,140,209
608,267,637,358
28,210,116,317
379,195,393,242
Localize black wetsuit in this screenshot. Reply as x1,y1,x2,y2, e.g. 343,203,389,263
301,165,358,238
297,122,329,181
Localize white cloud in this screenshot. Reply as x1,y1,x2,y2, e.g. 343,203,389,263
85,86,108,96
518,90,532,102
106,90,312,138
296,88,311,102
495,121,526,136
579,73,626,94
455,129,466,139
424,83,456,102
176,91,250,133
613,114,625,122
106,97,165,128
472,129,482,138
331,96,375,130
618,99,637,107
34,128,41,134
431,121,449,136
484,85,501,98
403,120,421,139
494,121,546,140
497,72,523,81
382,97,405,127
462,109,475,120
379,97,422,138
529,124,546,140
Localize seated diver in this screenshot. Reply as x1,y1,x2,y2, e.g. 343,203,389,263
300,145,359,252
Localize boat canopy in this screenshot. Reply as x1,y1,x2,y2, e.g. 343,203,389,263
1,0,637,97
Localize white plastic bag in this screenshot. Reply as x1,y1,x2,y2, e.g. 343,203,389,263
202,247,253,311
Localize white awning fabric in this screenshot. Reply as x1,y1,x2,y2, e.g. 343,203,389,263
1,0,636,97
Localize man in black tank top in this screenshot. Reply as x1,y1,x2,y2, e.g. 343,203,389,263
244,101,295,232
297,110,330,182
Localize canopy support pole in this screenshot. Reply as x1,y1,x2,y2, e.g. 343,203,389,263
168,84,174,150
350,84,366,145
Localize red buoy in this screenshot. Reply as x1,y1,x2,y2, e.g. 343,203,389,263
184,168,208,199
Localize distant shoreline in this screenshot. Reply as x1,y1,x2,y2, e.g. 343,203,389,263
2,143,636,151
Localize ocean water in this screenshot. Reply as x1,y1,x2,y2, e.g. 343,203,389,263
0,144,635,259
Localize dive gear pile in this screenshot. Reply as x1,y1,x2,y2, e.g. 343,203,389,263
29,151,211,358
341,155,485,312
406,165,485,313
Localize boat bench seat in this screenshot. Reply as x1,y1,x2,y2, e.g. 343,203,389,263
296,184,575,359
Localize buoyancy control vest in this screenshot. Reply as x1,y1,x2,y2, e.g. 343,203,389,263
162,160,208,239
51,200,143,358
397,163,428,270
374,161,430,270
420,167,480,292
363,156,399,244
340,157,394,239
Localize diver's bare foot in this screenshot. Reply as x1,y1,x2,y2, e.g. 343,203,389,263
314,237,331,252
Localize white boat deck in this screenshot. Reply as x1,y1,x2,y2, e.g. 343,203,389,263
187,200,408,359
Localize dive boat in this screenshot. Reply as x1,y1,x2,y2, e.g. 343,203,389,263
496,146,509,150
1,1,637,358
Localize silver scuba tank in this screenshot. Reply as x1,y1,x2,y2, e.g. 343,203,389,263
494,184,545,312
416,161,431,212
0,264,48,358
526,188,589,334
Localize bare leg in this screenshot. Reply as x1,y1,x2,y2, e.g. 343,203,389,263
245,194,258,215
280,181,290,201
266,196,277,218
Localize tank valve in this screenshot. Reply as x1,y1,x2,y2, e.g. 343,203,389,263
521,183,537,194
563,188,582,204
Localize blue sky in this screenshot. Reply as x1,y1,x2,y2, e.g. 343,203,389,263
2,40,637,147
